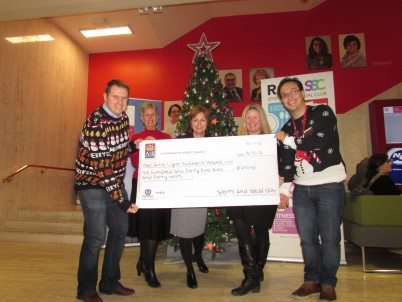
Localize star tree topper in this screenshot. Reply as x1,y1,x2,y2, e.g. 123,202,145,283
187,32,221,62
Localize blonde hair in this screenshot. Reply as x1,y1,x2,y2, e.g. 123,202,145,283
237,103,271,136
253,69,270,84
141,101,159,116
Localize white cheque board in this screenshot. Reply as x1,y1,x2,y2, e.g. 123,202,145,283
136,135,279,208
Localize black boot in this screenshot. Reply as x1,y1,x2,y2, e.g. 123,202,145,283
179,237,199,288
143,264,161,288
142,239,161,288
192,233,209,273
136,258,144,276
186,272,198,289
192,254,209,273
231,244,260,296
255,243,270,281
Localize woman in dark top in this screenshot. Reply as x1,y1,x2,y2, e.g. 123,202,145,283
227,103,278,296
365,154,401,195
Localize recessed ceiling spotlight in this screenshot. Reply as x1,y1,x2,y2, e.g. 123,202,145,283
138,7,149,15
152,6,163,13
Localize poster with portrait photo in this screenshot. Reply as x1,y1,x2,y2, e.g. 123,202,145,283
218,69,243,102
339,33,367,68
305,35,333,69
163,101,183,138
250,67,274,101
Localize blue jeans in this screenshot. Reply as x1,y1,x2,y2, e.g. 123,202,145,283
293,182,345,287
77,189,128,298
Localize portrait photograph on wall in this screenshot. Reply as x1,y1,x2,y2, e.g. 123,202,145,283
305,35,333,69
249,67,274,101
339,33,367,68
163,101,182,138
218,69,243,102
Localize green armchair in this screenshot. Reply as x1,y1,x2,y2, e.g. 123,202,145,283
343,193,402,273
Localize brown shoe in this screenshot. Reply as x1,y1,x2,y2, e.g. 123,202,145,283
320,285,337,301
291,282,321,300
112,284,135,296
80,292,103,302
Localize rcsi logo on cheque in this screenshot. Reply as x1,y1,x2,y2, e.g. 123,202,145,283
145,143,156,158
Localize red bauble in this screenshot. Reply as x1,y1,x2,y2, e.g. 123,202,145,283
215,246,220,253
215,209,221,217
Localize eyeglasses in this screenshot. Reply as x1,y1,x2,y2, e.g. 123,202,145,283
225,78,236,82
281,89,301,100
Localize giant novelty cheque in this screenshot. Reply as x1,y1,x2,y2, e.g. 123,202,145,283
135,134,279,208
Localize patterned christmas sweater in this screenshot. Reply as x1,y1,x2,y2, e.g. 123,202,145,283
74,106,133,212
278,105,346,197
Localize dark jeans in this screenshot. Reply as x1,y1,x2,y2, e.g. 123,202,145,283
77,189,128,298
293,182,345,287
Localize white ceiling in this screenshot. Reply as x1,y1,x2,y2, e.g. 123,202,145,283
0,0,326,53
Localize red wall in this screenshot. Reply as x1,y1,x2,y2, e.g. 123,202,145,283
87,0,402,117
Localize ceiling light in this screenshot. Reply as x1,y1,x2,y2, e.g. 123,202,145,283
80,26,132,38
139,6,163,14
5,34,54,43
152,6,163,13
138,7,149,15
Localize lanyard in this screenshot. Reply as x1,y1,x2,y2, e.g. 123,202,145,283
291,108,308,139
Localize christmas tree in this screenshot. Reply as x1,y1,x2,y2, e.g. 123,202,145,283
163,54,238,259
175,54,238,137
203,208,237,260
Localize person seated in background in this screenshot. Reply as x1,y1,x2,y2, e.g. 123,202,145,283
347,157,369,191
365,154,401,195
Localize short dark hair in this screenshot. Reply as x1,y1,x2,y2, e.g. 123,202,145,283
168,104,181,116
366,154,389,180
277,77,304,100
343,35,361,50
224,72,236,80
105,79,130,96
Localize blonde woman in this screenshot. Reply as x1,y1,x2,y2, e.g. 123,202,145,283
228,103,278,296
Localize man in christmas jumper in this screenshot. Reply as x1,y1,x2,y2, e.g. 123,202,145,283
75,79,138,302
275,77,346,301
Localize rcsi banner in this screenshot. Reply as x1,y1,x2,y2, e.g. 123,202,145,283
261,71,335,134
